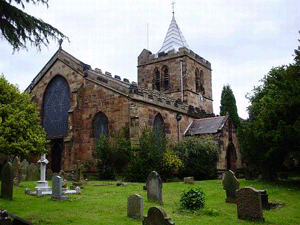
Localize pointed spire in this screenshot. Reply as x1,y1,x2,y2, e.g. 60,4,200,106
158,4,189,54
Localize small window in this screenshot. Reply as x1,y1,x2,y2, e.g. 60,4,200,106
162,66,169,91
153,113,165,134
154,67,161,91
195,69,205,94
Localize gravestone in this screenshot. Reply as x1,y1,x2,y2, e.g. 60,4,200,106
184,176,194,184
236,187,264,221
12,157,20,186
72,160,86,187
142,207,175,225
35,154,51,194
1,162,13,200
127,194,143,219
222,170,239,203
27,163,39,181
52,176,68,200
146,171,163,204
46,168,53,180
19,159,29,181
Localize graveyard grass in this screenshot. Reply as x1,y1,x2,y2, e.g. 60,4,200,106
1,178,300,224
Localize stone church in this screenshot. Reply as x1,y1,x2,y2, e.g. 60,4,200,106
25,12,242,177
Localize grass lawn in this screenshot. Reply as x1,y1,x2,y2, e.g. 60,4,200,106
1,178,300,224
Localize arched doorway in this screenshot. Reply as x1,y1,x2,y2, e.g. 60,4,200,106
226,143,237,171
51,141,63,173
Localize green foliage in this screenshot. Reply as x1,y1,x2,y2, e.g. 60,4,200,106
0,0,68,51
180,188,205,211
220,84,240,127
173,135,218,180
0,75,48,157
95,126,132,180
161,149,184,180
238,57,300,180
125,126,167,182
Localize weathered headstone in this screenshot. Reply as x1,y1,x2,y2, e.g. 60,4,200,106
1,162,13,200
52,175,68,200
12,157,20,186
46,168,53,180
19,159,29,182
142,207,174,225
127,194,143,219
72,160,86,187
236,187,264,221
27,163,39,181
146,171,163,204
184,176,194,184
222,170,239,203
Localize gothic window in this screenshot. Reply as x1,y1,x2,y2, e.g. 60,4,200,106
195,68,205,94
154,67,161,91
43,75,70,138
93,112,109,139
153,113,165,134
162,66,170,91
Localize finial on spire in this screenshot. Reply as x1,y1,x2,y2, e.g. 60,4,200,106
58,39,63,50
172,0,175,14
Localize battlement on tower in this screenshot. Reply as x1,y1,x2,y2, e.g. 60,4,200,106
138,47,211,70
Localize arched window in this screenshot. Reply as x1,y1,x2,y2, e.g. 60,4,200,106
195,69,205,94
43,75,70,138
153,113,165,134
162,66,169,91
154,67,161,91
93,112,109,139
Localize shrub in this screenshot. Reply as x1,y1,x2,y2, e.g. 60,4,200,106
173,135,218,180
161,149,184,180
180,188,205,211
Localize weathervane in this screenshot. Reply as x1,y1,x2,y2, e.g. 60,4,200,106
172,0,175,14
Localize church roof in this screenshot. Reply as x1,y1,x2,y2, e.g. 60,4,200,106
158,13,189,54
184,115,229,136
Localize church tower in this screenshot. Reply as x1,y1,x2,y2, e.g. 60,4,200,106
137,9,213,114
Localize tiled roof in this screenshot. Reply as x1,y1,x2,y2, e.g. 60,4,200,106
184,116,228,136
158,14,189,53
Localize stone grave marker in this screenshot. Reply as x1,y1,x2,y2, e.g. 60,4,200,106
52,176,68,200
127,194,143,219
19,159,29,181
146,171,163,204
27,163,39,181
12,157,20,186
73,160,86,187
142,207,175,225
1,162,13,200
184,176,194,184
222,170,239,203
236,187,264,221
35,154,51,194
46,168,53,180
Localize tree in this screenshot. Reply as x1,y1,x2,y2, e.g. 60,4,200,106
173,135,218,180
220,84,240,128
0,0,68,51
0,75,48,157
238,53,300,180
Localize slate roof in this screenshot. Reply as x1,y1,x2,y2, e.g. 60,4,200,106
184,115,228,136
158,14,189,53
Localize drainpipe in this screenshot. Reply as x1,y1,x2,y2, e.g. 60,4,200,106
176,113,182,141
180,57,184,102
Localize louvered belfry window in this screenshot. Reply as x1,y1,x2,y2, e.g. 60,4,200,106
43,76,70,138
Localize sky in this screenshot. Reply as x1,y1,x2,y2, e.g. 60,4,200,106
1,0,300,119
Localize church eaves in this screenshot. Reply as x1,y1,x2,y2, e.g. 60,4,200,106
158,13,189,54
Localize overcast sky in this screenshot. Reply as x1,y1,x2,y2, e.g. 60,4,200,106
1,0,299,119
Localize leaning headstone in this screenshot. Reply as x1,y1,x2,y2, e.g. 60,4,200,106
236,187,264,221
142,207,174,225
222,170,239,203
27,163,39,181
19,159,29,181
127,194,143,219
12,157,20,186
52,176,68,200
184,176,194,184
1,162,13,200
146,171,163,204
